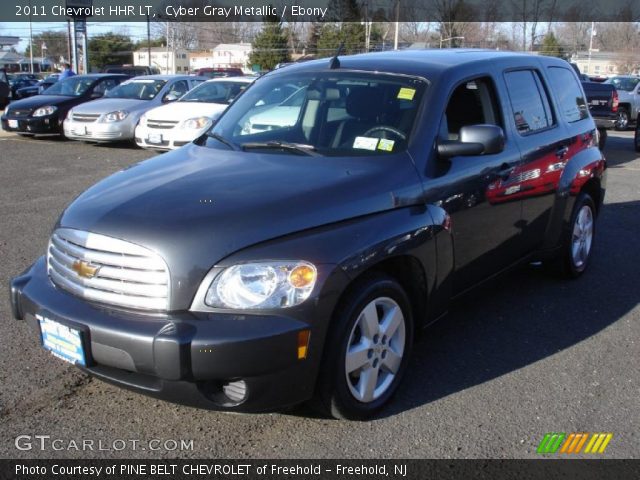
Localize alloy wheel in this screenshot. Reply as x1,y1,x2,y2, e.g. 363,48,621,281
344,297,406,403
571,205,594,269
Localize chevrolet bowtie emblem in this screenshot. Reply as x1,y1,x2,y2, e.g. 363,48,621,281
72,260,100,279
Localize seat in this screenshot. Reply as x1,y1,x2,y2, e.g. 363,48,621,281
331,87,384,148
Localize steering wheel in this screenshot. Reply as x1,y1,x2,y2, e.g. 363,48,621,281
363,125,407,141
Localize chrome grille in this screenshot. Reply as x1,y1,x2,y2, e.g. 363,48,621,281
47,228,170,311
72,113,100,122
146,119,179,129
7,108,32,117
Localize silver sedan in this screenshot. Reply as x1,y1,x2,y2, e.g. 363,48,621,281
63,75,205,143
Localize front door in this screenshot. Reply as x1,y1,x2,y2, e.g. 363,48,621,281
429,76,524,293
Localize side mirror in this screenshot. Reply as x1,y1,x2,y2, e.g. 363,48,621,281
90,91,103,99
163,93,178,103
437,124,505,158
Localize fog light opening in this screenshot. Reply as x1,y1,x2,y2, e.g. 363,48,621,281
222,379,247,404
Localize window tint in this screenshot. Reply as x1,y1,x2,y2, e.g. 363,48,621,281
546,67,588,123
504,70,553,134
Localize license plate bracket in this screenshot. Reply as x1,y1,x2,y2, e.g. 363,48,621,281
37,312,90,367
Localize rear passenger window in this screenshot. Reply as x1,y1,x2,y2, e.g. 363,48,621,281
547,67,589,123
504,70,553,134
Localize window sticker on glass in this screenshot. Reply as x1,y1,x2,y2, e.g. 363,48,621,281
397,87,416,101
353,136,379,151
377,139,395,151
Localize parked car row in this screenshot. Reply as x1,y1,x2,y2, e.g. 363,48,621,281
1,74,257,150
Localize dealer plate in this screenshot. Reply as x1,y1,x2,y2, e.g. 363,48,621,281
147,133,162,144
37,314,86,366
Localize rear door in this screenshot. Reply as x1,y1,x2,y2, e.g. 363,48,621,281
500,67,574,252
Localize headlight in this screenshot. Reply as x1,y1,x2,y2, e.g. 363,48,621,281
103,110,129,122
205,261,317,309
66,109,74,120
139,113,147,126
181,116,211,130
32,106,57,117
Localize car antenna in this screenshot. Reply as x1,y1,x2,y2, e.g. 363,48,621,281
329,43,344,69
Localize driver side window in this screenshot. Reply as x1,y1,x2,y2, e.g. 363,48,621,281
442,77,501,141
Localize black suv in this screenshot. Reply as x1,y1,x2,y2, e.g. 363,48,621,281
10,50,606,419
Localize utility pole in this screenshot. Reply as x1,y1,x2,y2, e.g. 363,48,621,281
587,22,596,74
67,20,72,66
28,0,34,73
393,0,400,50
165,22,169,74
363,2,370,52
147,14,151,67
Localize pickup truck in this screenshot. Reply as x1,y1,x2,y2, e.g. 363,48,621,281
603,75,640,130
10,50,606,419
572,67,618,149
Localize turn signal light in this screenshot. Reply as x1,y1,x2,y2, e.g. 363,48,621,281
297,330,311,360
289,265,316,288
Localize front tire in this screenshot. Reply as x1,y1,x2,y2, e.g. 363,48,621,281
634,120,640,152
315,274,414,420
545,192,596,278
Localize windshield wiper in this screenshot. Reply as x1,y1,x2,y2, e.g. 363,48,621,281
241,141,320,156
206,132,238,150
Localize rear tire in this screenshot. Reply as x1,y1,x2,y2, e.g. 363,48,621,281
544,192,596,278
598,128,607,150
314,273,414,420
615,107,629,131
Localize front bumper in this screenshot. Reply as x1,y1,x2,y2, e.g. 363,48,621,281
10,257,324,411
1,114,61,134
63,118,134,142
135,124,204,150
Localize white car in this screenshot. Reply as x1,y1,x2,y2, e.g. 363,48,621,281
135,77,254,150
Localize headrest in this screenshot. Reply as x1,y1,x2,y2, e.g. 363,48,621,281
346,87,384,120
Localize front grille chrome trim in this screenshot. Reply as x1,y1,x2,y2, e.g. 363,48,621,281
47,228,170,311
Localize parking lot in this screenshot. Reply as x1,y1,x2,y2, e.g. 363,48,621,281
0,129,638,459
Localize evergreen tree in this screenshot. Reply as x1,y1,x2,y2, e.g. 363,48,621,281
248,16,291,71
316,23,366,58
87,33,134,70
540,32,564,58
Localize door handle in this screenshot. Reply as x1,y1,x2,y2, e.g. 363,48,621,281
498,162,514,180
556,145,569,158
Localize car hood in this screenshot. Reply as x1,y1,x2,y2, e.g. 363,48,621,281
6,94,78,111
58,143,422,309
72,98,150,114
145,101,228,121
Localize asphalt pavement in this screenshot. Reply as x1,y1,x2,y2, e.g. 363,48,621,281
0,130,638,459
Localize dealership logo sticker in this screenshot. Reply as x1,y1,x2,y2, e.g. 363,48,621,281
536,433,613,454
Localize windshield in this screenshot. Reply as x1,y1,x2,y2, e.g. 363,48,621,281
43,76,95,97
105,79,167,100
207,70,426,156
180,80,250,104
605,77,640,92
